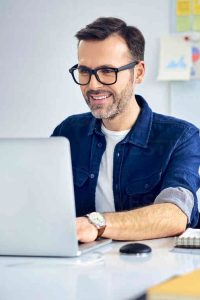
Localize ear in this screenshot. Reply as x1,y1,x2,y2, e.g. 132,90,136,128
135,61,145,84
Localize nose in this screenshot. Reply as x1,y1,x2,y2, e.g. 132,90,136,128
87,74,103,89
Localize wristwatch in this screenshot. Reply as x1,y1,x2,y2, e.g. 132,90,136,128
85,212,106,239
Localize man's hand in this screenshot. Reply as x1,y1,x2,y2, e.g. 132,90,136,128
76,217,98,243
76,203,187,242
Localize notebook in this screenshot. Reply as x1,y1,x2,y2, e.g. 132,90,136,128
0,137,111,257
146,269,200,300
174,228,200,248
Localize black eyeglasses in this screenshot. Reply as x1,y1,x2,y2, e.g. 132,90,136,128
69,61,139,86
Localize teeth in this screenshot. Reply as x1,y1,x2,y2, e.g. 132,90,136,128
91,95,109,100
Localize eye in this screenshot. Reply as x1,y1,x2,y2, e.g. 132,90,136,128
78,67,90,75
100,68,114,74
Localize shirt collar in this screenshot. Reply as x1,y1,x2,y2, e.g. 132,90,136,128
88,95,153,148
88,117,103,136
124,95,153,148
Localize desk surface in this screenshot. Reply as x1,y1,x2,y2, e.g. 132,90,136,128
1,238,200,300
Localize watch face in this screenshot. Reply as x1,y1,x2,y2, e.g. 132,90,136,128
89,212,106,228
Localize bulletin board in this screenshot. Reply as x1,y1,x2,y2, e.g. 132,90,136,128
174,0,200,32
167,0,200,127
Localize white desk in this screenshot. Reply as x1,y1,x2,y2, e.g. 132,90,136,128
0,238,200,300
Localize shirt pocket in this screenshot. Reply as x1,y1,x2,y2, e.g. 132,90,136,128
125,171,162,209
73,167,89,187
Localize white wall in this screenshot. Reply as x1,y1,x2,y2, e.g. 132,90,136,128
0,0,170,137
170,81,200,128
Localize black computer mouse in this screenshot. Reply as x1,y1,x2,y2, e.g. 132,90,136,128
119,243,152,255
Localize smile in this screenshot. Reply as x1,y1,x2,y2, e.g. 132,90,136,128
91,95,110,100
89,91,113,102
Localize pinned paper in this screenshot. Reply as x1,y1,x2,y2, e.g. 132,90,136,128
192,0,200,30
158,36,192,81
192,15,200,30
176,16,191,31
192,0,200,14
176,0,191,16
191,42,200,78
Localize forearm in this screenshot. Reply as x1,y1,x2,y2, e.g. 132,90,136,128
102,203,187,241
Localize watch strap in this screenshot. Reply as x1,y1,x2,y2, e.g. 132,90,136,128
96,225,106,238
85,213,106,239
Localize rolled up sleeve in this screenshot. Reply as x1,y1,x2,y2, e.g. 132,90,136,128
159,126,200,227
154,187,194,223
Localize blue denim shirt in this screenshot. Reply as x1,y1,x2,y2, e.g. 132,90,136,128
52,95,200,226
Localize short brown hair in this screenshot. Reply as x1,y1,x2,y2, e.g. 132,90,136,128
75,17,145,61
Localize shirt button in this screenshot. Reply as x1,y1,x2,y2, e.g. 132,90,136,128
90,173,95,179
97,143,102,148
115,184,118,190
117,152,120,157
144,183,149,189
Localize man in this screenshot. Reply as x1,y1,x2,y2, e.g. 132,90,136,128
52,17,200,243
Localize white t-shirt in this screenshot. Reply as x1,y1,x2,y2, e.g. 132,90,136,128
95,124,130,212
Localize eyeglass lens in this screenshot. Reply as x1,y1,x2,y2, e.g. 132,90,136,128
73,68,117,85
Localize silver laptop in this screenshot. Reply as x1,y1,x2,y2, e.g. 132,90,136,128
0,138,111,257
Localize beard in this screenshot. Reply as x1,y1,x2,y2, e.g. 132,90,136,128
83,79,134,120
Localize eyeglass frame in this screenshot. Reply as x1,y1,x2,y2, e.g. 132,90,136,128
69,61,139,86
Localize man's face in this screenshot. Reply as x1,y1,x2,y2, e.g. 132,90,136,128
77,35,139,119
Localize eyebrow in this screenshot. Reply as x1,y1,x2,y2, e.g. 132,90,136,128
78,64,116,69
